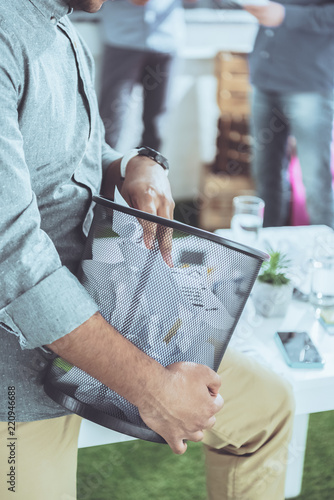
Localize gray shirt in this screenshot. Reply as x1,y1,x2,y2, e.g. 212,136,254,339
0,0,122,420
249,0,334,93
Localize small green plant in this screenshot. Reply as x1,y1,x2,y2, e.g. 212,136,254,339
258,249,291,286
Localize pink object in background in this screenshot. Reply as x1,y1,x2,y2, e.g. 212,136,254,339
289,139,334,226
289,156,310,226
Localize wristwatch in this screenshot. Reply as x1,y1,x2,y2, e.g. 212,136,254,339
120,146,169,179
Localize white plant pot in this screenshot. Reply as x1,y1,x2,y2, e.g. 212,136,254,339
252,280,294,318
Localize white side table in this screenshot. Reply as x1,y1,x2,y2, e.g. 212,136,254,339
232,297,334,498
217,225,334,498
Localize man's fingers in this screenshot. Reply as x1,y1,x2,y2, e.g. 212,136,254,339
121,190,157,247
127,189,175,264
141,219,174,267
155,197,174,266
155,194,174,221
206,416,217,429
157,226,174,267
207,371,222,395
141,219,158,250
169,439,188,455
167,432,203,454
191,430,204,442
213,393,224,411
129,193,158,249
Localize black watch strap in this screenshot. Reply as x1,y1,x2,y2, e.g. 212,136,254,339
136,146,169,174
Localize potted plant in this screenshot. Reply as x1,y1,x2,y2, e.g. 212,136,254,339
252,249,293,317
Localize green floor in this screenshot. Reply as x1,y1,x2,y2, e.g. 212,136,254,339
77,410,334,500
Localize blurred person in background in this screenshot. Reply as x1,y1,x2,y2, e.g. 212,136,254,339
99,0,187,151
245,0,334,228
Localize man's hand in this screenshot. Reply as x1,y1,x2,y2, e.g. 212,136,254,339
48,313,223,455
120,155,174,220
244,1,285,27
102,155,175,266
139,362,224,454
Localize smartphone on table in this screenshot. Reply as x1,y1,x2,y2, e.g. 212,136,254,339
274,331,325,369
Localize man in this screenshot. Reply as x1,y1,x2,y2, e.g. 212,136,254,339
98,0,185,151
0,1,294,499
245,0,334,228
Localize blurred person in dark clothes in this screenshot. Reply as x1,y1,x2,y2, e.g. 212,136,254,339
245,0,334,228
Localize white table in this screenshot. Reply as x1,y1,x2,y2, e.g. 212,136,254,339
230,294,334,498
78,225,334,499
218,225,334,498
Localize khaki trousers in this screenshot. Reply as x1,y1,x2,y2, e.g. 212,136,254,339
0,414,82,500
0,349,294,500
202,349,295,500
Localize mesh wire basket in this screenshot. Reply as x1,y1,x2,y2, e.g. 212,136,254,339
44,195,268,443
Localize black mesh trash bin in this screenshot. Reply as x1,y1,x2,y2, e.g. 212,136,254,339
44,195,268,443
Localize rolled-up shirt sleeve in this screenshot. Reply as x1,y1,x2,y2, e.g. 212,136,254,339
0,26,98,349
0,269,99,349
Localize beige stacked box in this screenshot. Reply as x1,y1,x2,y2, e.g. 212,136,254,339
199,52,255,232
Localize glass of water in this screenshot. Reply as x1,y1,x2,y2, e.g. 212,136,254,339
231,195,265,245
310,233,334,309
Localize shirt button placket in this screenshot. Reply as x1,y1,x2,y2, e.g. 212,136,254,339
260,50,270,59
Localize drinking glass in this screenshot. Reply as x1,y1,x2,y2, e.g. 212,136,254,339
310,233,334,308
231,195,265,245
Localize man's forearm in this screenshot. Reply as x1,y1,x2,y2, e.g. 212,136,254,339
46,312,164,410
46,312,223,454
